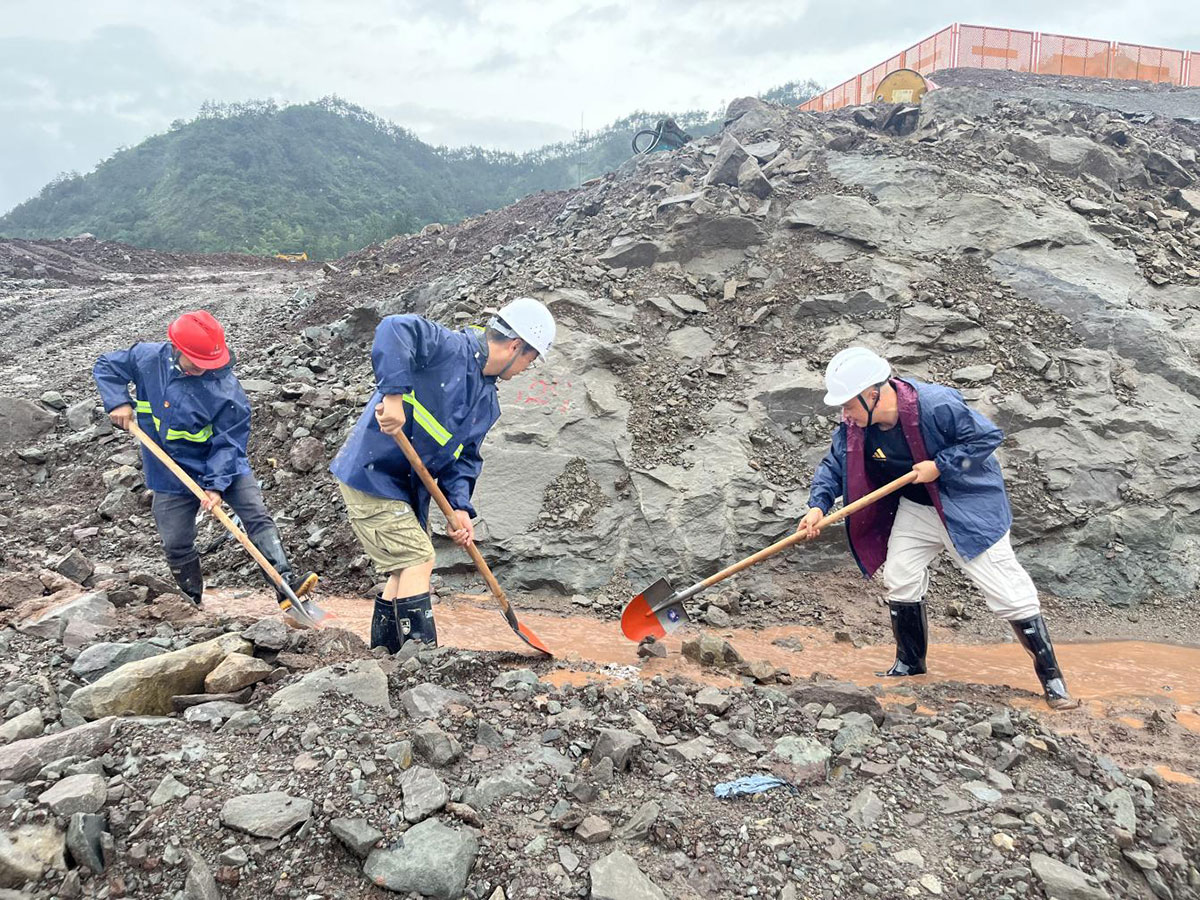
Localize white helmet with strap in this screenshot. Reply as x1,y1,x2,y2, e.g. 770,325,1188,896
492,296,556,357
823,346,891,406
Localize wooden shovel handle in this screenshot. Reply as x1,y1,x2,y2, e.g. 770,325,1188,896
388,428,511,610
127,420,288,590
694,470,920,593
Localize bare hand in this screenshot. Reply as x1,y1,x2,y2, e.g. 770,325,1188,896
448,510,475,548
109,404,134,430
374,394,407,435
911,460,941,484
796,507,824,540
201,490,222,515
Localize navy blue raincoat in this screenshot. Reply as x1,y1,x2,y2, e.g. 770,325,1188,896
93,342,253,494
330,315,500,528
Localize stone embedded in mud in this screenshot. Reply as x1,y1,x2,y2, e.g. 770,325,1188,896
0,823,65,889
790,682,884,724
19,590,116,644
363,818,478,900
38,773,107,817
695,687,731,715
204,654,274,694
68,634,251,720
590,728,641,772
1030,851,1111,900
0,718,118,782
589,850,668,900
330,817,382,859
413,721,461,768
575,815,612,844
220,792,312,840
1101,787,1137,833
848,787,884,828
681,634,744,669
463,769,537,810
770,735,831,785
399,766,448,823
267,660,391,718
240,617,290,651
65,813,106,873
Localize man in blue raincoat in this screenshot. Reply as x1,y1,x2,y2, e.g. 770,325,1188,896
93,311,316,607
331,297,556,653
797,347,1080,710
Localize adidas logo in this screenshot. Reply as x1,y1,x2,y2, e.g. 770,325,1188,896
872,448,886,460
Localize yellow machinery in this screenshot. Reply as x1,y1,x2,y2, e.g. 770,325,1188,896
874,69,932,104
274,251,308,262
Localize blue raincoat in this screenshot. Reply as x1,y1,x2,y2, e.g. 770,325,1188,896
93,342,252,494
807,378,1011,571
330,315,500,528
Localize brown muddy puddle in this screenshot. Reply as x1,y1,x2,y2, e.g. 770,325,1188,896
206,589,1200,717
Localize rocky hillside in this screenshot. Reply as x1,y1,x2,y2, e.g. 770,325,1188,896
3,75,1200,617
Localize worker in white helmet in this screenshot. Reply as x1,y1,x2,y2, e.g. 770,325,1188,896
797,347,1080,710
330,297,556,652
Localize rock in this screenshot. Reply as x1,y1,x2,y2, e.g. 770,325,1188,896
204,654,274,693
149,774,191,807
399,683,471,719
19,590,116,644
413,721,461,767
220,792,312,840
267,660,391,718
743,139,781,162
666,326,716,362
576,815,612,843
53,549,94,584
70,641,165,683
1069,197,1109,216
39,390,66,410
724,96,786,135
1030,851,1111,900
893,848,924,867
667,293,709,315
737,157,773,198
952,364,996,384
65,813,106,873
0,397,56,448
183,850,220,900
463,770,537,809
681,634,744,669
590,729,641,772
68,634,251,719
0,717,118,782
615,801,660,841
240,618,290,651
1102,787,1137,833
399,766,448,823
695,687,731,715
64,399,94,431
848,787,884,828
770,735,830,784
1170,187,1200,216
704,133,750,187
1144,149,1191,187
329,818,382,859
38,773,107,816
0,824,65,889
0,572,43,610
363,818,478,899
0,709,43,746
589,850,667,900
598,238,660,269
289,436,325,473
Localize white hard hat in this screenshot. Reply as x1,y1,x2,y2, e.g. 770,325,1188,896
493,296,556,357
823,347,891,406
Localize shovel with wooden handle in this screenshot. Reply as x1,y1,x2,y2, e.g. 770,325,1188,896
127,420,330,629
620,471,920,642
388,428,553,657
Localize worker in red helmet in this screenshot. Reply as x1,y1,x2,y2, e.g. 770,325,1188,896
93,311,317,607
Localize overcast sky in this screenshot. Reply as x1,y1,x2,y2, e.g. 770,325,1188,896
2,0,1198,213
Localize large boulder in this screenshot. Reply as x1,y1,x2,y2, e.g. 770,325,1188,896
267,660,391,718
0,824,65,889
363,819,478,900
67,634,251,719
0,398,56,448
0,718,119,782
589,850,668,900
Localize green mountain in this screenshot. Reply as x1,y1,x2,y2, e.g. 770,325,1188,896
0,87,814,260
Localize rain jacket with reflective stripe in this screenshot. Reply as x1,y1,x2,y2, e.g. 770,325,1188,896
806,378,1011,575
330,314,501,528
93,341,253,494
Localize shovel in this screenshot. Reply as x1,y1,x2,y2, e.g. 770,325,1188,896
127,420,330,629
620,471,919,642
389,428,553,657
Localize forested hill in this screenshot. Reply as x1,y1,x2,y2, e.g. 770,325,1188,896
0,81,819,259
0,97,727,260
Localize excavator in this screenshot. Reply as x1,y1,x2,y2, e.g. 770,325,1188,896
274,250,308,262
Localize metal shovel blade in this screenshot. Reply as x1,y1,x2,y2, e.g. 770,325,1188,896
621,578,690,642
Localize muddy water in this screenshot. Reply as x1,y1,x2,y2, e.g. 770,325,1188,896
206,590,1200,712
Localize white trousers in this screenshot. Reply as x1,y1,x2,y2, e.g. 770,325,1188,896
881,498,1041,622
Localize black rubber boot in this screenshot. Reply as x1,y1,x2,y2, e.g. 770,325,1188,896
1011,615,1080,710
169,558,205,606
370,594,402,654
878,602,928,676
396,592,438,648
252,528,318,600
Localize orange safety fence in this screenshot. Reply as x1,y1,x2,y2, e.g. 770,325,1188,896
800,22,1200,112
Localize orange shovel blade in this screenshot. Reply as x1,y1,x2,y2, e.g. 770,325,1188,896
620,578,689,642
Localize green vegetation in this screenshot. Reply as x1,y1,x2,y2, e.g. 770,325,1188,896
0,84,818,260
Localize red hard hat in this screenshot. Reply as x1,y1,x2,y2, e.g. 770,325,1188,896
167,311,230,370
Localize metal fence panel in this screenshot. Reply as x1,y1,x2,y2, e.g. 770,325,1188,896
1038,33,1111,77
956,24,1035,71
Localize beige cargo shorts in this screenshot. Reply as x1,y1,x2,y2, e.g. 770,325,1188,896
337,482,435,574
